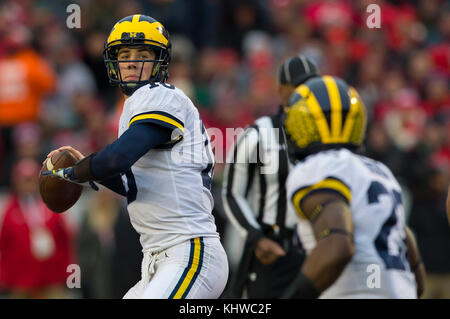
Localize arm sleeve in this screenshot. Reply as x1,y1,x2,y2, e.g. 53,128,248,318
222,126,264,246
90,123,172,181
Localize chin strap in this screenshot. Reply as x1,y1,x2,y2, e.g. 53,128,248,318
120,83,145,96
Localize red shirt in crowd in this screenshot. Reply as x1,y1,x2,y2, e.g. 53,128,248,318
0,194,74,290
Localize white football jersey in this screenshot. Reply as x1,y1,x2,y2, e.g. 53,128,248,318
286,148,417,298
118,82,219,253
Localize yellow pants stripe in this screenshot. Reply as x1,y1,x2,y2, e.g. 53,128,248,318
169,238,204,299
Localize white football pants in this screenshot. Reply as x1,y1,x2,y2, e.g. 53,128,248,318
123,237,229,299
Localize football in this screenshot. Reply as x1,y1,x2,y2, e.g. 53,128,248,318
39,150,83,213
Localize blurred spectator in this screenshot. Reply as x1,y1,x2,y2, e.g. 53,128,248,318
401,113,449,201
303,0,356,31
407,49,433,97
168,35,196,100
0,159,75,298
422,75,449,117
40,26,97,131
373,70,407,121
76,190,141,299
220,0,272,53
82,30,116,107
78,0,118,32
354,48,386,119
193,48,221,110
241,31,279,118
364,121,404,177
0,2,56,156
141,0,220,49
409,159,450,299
383,89,427,152
0,122,44,187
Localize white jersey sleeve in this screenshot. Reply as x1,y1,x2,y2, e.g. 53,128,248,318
124,83,186,143
286,150,353,220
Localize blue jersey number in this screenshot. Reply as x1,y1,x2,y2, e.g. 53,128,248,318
149,82,175,90
367,181,408,270
199,117,214,190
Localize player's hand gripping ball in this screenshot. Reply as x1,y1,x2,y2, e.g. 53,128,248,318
39,150,82,213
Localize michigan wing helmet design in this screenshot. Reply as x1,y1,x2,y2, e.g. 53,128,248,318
104,14,171,96
285,76,367,160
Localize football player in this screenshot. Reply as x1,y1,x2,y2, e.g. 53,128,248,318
281,76,425,298
44,15,228,299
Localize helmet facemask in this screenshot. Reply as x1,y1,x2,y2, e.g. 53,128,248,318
104,38,171,96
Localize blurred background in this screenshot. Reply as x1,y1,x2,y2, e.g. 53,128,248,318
0,0,448,299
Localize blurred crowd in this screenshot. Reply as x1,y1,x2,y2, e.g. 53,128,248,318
0,0,448,298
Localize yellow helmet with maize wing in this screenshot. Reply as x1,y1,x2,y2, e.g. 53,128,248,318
284,76,367,160
104,14,171,96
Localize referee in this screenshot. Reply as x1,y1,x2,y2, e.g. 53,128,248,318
222,55,319,298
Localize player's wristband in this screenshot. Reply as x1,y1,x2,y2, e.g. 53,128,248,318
73,153,98,182
280,272,320,299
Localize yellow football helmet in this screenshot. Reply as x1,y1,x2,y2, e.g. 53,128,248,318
284,75,367,160
104,14,171,95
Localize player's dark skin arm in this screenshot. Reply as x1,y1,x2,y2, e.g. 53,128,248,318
300,192,355,292
404,226,426,298
282,192,354,298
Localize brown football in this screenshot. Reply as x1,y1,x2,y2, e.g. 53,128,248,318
39,150,83,213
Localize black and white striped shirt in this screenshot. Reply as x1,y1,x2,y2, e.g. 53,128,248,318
222,108,300,246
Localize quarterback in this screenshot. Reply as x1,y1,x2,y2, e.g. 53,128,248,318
44,15,228,299
281,76,425,298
